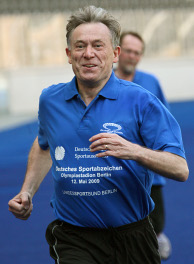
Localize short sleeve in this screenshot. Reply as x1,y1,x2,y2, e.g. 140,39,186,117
38,117,49,150
37,91,49,150
140,97,186,159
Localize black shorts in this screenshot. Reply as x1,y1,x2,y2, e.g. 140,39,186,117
150,185,165,235
45,217,161,264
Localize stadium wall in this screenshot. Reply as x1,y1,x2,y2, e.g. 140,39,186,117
2,58,193,115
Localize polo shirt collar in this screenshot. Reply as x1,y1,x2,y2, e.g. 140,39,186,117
64,77,79,100
64,70,119,101
98,71,119,100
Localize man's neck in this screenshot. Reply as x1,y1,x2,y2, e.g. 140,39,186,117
77,76,110,106
115,68,134,82
79,87,101,106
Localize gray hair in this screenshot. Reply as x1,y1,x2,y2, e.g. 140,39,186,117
66,5,121,49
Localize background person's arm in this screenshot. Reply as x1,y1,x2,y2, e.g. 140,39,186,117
8,137,52,220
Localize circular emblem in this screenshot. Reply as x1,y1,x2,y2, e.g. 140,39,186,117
100,123,123,134
103,123,122,131
55,146,65,160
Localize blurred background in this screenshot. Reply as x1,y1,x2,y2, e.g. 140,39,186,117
0,1,193,264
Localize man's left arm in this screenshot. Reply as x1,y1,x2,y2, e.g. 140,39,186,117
89,133,189,182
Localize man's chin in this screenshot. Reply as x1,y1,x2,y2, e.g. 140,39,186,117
81,74,97,82
123,66,135,75
78,75,99,87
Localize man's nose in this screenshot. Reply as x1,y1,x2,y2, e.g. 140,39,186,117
83,46,95,58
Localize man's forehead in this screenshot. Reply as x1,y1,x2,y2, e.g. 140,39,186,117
122,35,142,46
71,22,111,39
74,39,104,43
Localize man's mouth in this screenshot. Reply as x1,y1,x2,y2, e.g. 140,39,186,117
83,64,96,68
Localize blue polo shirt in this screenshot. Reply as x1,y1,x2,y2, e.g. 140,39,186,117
38,71,186,228
133,70,169,186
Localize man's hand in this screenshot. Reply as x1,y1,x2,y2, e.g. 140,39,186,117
8,192,33,220
89,133,136,159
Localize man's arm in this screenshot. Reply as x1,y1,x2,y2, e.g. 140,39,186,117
89,133,189,182
8,136,52,220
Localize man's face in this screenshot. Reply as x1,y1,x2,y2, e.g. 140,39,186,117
66,22,120,87
119,35,143,75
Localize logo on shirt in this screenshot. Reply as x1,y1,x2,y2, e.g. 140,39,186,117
55,146,65,160
100,123,123,134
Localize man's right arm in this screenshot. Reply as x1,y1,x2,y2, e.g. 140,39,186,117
8,136,52,220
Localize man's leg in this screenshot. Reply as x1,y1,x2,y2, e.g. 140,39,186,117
114,217,161,264
45,220,111,264
150,185,172,260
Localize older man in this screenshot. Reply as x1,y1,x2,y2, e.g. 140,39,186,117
9,6,188,264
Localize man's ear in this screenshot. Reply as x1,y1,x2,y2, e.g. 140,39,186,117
113,46,121,63
66,48,72,64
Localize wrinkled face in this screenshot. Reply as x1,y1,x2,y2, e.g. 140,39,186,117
119,34,143,74
66,22,120,87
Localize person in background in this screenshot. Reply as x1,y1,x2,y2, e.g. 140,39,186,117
115,31,172,260
8,7,188,264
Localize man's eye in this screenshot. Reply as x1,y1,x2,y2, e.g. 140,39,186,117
75,44,85,49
